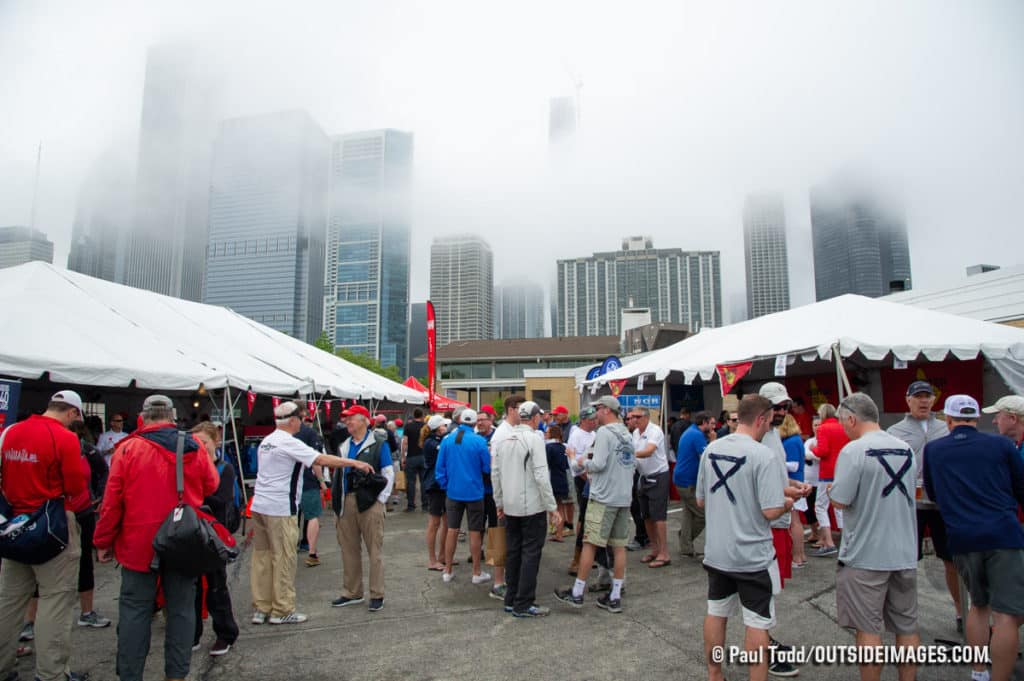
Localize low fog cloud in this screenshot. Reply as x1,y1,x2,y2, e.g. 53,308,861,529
1,0,1022,322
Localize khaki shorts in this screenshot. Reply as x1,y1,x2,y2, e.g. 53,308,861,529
836,565,917,635
583,500,631,548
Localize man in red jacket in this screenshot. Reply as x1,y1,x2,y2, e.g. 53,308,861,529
94,395,219,681
0,390,88,681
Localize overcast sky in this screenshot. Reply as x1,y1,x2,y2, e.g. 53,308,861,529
2,0,1022,323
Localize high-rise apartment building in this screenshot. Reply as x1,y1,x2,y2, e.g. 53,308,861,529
556,237,721,336
123,44,219,301
0,227,53,269
743,193,790,318
203,110,328,343
323,129,413,374
407,302,428,380
430,235,494,347
810,174,912,301
495,283,545,339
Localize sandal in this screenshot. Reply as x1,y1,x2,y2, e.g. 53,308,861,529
648,559,672,569
640,553,658,564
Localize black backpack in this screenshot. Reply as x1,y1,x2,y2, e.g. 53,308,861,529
151,432,237,576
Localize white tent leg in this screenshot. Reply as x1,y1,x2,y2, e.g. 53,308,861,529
832,344,852,401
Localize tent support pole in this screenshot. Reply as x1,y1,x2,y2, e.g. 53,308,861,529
832,344,852,401
225,385,249,516
661,378,669,433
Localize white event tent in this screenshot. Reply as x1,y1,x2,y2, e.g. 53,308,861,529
586,294,1024,397
0,262,426,404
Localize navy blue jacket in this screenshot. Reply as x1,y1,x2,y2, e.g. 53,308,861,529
924,425,1024,555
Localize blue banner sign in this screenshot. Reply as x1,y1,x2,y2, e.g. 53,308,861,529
618,394,661,409
0,378,22,432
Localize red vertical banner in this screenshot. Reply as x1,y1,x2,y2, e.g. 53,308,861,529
307,400,316,420
271,396,281,411
247,390,256,415
325,400,332,422
426,300,437,404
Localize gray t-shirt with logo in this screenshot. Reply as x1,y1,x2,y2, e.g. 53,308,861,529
584,422,636,508
697,433,786,573
760,428,792,530
829,430,917,571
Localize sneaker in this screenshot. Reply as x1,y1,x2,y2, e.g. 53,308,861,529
596,594,622,613
209,638,231,656
268,611,307,624
503,605,514,613
191,642,202,652
770,638,794,652
488,584,507,600
77,611,111,628
442,571,455,583
471,571,492,585
250,610,267,625
553,588,584,608
768,661,799,677
808,546,838,557
625,540,643,551
19,622,34,641
404,507,416,513
368,598,384,612
513,605,550,618
16,644,32,657
331,596,364,607
792,561,807,569
305,554,320,567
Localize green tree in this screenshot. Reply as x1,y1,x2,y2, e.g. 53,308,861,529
311,330,403,383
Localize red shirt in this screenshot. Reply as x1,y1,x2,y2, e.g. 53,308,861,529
813,417,850,481
1,415,86,514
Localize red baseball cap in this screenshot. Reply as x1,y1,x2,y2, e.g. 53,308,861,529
479,405,496,416
551,405,569,415
342,405,370,419
395,418,403,427
374,414,387,424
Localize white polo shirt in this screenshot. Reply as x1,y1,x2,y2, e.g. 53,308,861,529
251,428,320,517
633,422,669,476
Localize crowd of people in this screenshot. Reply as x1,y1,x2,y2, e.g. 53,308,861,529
2,381,1024,680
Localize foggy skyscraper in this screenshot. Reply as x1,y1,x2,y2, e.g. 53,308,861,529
430,235,494,347
495,283,545,339
323,129,413,374
203,110,328,343
810,174,912,301
557,237,722,336
407,302,428,380
549,96,577,145
67,148,133,282
123,44,219,301
743,193,790,318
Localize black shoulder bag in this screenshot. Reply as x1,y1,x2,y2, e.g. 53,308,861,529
151,432,236,576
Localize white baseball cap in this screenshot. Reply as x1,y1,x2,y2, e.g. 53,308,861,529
759,382,791,405
982,395,1024,417
459,408,478,425
943,394,981,419
50,390,83,413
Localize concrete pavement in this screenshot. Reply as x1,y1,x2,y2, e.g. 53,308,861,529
9,502,995,680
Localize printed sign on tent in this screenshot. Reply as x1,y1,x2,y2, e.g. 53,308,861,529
0,378,21,433
774,355,788,377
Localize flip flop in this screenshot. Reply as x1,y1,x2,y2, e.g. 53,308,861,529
640,554,658,564
648,559,671,569
427,564,444,571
